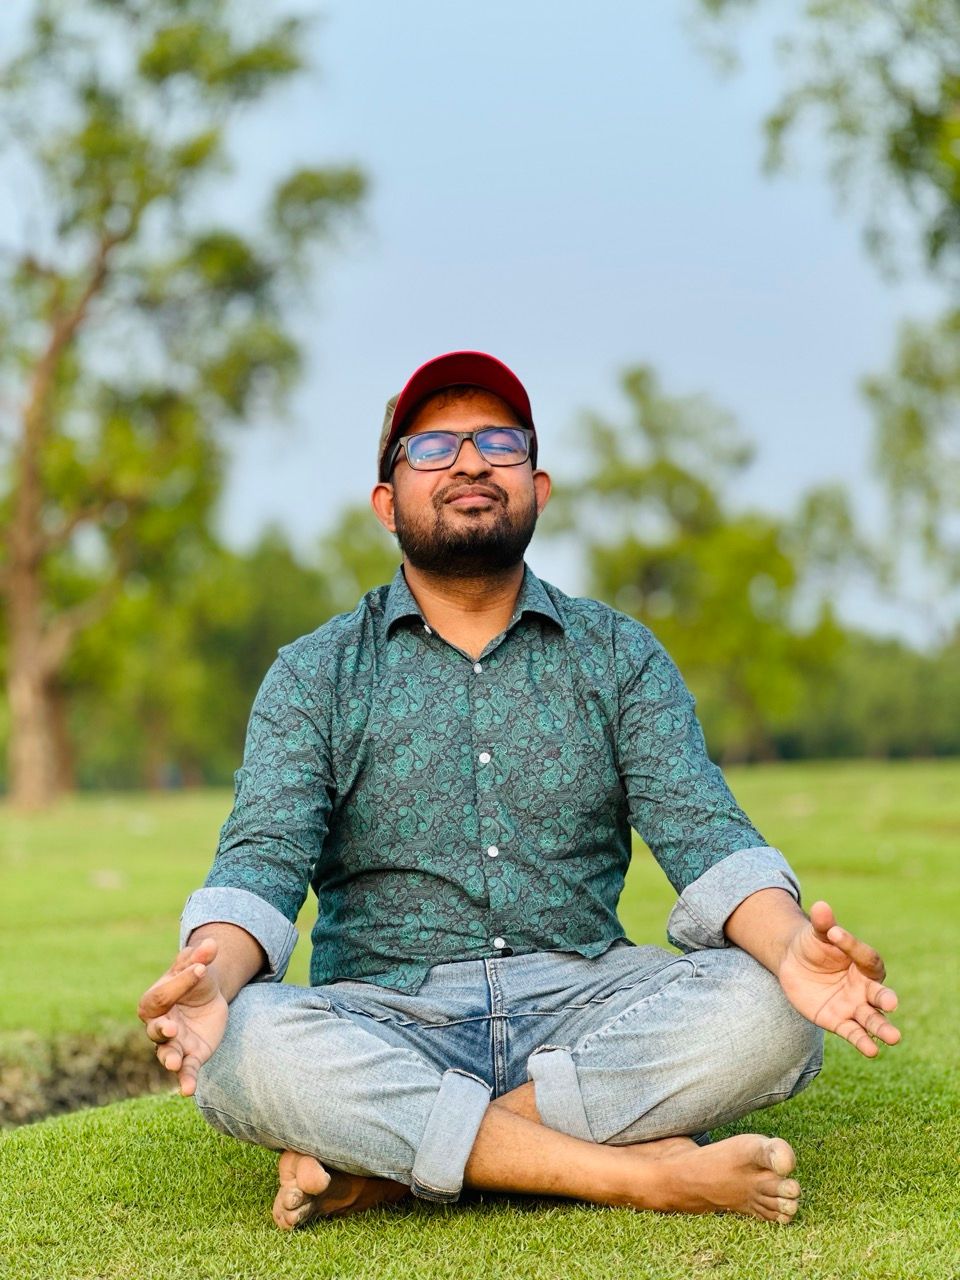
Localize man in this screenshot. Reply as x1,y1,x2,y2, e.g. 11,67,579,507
139,351,900,1229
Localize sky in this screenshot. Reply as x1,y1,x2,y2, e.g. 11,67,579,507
2,2,954,648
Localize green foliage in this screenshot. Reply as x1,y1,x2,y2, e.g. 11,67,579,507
772,626,960,758
692,0,960,577
50,506,398,790
0,0,366,545
863,308,960,572
550,365,855,760
0,0,367,802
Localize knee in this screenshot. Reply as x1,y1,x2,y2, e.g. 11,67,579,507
706,949,824,1102
193,985,334,1121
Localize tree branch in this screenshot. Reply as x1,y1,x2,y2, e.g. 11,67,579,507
39,493,142,556
37,576,124,677
27,232,121,412
12,232,125,571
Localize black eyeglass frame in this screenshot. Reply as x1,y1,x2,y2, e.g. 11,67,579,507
384,426,536,480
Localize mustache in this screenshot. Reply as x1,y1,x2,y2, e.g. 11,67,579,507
432,481,508,511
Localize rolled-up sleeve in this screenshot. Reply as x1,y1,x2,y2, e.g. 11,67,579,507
616,625,800,948
179,886,300,982
666,846,800,952
184,653,333,975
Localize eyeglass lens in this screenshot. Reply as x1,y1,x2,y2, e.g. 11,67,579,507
405,428,529,470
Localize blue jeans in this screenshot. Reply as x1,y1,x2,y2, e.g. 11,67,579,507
195,940,823,1204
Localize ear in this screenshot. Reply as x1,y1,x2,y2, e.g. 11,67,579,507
532,468,552,515
370,482,396,533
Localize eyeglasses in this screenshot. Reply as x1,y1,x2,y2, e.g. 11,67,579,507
386,426,534,477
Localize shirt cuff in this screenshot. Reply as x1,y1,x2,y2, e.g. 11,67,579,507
179,886,300,982
666,846,801,952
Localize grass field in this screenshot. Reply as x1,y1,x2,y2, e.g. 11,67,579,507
1,761,958,1279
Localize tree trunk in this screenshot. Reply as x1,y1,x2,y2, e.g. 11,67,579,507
7,609,63,810
49,677,77,793
4,237,116,809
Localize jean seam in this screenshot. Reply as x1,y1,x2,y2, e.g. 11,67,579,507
332,1007,490,1030
575,959,696,1054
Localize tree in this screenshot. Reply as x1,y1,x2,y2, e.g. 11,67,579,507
694,0,960,601
0,1,365,807
546,366,861,761
36,507,398,791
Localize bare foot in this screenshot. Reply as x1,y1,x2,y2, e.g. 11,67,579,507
272,1150,410,1230
618,1133,801,1223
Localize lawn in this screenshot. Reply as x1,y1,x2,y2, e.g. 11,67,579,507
1,761,958,1279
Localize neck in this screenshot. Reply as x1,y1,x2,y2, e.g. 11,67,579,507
401,560,525,657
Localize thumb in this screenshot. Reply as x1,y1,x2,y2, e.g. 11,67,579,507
809,900,837,940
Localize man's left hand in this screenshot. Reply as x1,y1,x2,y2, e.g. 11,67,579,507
777,900,901,1057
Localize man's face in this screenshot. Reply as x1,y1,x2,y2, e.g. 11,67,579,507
372,390,551,578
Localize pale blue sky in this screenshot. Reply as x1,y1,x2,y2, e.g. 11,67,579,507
2,2,952,645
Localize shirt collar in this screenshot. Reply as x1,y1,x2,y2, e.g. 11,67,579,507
384,563,564,634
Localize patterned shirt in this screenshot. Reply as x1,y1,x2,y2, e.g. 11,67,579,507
181,565,800,993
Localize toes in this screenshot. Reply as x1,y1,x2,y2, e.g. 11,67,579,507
760,1137,796,1178
294,1155,331,1197
757,1176,801,1201
272,1199,297,1231
757,1194,799,1223
277,1150,300,1185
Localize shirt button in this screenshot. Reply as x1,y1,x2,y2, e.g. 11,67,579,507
493,936,506,949
423,623,432,635
478,751,491,765
473,662,483,674
487,845,499,858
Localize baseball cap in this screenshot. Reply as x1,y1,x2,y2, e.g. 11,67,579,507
378,350,537,481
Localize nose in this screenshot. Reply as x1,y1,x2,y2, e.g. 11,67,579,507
451,437,491,476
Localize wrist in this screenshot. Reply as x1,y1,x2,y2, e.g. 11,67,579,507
724,888,809,976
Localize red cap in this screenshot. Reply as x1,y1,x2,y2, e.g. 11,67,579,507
379,350,536,480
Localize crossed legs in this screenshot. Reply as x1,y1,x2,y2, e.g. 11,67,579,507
273,1079,802,1228
195,947,822,1228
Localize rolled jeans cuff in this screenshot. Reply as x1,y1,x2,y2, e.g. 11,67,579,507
410,1068,492,1203
527,1044,593,1141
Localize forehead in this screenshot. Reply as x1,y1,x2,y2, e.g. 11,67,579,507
406,389,519,435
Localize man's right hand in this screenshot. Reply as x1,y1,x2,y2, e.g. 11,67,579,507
137,936,229,1097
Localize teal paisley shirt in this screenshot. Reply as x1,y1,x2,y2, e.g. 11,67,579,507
181,565,800,993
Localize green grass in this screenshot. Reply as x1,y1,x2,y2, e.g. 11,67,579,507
1,761,959,1278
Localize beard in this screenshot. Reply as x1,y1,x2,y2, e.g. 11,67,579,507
393,481,538,578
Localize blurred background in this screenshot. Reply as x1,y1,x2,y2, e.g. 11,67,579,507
3,0,960,809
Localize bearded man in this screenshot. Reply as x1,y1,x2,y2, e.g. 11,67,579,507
139,351,900,1229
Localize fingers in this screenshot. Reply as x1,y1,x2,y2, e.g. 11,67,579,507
810,901,887,981
855,998,902,1046
178,1053,203,1097
867,981,898,1014
137,962,207,1022
825,926,886,981
144,1015,179,1045
150,1025,204,1094
835,1017,881,1058
136,939,218,1023
808,900,837,939
834,1002,901,1056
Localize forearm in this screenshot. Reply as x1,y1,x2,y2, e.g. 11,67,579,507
186,922,266,1002
723,887,808,975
